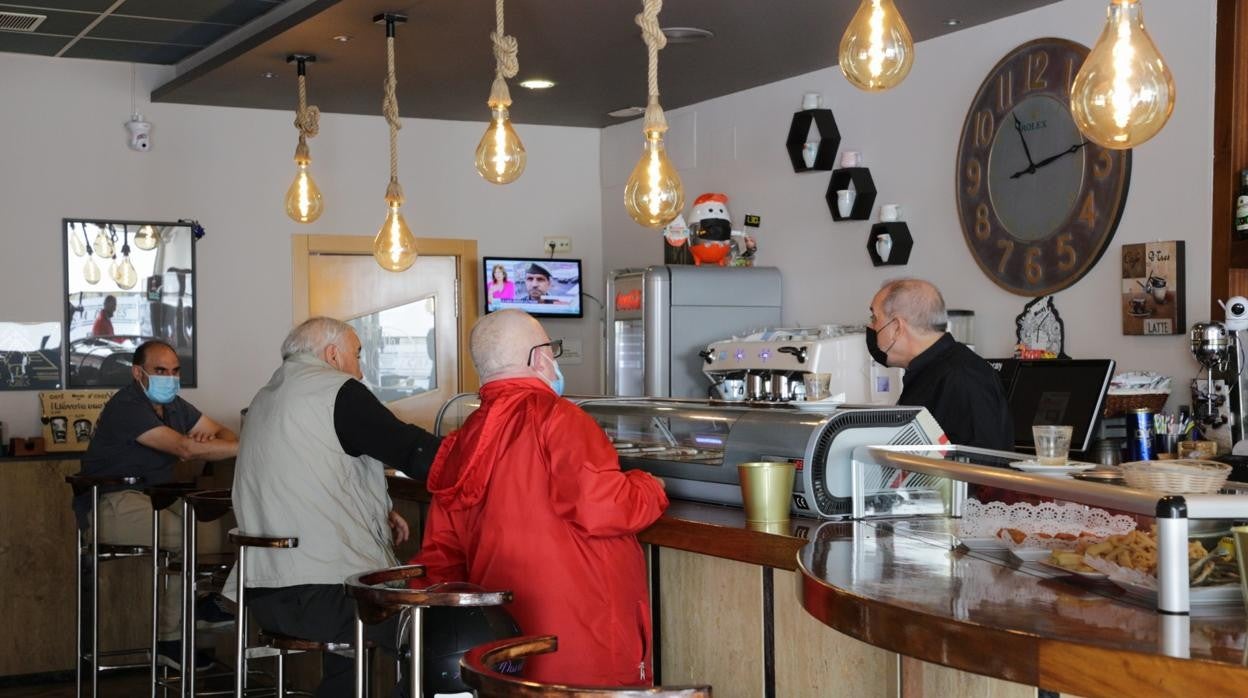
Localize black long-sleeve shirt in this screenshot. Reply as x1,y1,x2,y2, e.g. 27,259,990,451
332,379,442,482
899,333,1014,450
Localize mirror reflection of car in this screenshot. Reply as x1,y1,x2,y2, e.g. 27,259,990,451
67,335,196,387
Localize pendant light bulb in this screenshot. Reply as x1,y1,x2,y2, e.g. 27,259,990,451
83,256,101,285
93,229,115,259
838,0,914,92
109,256,121,284
134,225,160,251
624,127,684,229
285,159,325,223
373,202,418,272
1070,0,1174,149
475,107,527,184
115,256,138,290
69,229,86,257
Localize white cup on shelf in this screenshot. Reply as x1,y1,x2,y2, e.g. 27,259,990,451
802,92,822,110
880,203,903,222
841,151,862,168
875,233,893,262
836,190,856,217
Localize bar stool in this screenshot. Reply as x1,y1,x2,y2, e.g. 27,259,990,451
345,565,512,698
66,474,152,698
183,489,236,698
228,528,298,697
460,635,713,697
147,485,236,698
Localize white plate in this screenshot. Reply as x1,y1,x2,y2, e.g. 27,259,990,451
958,536,1008,552
1010,460,1098,475
1113,579,1244,606
1009,548,1053,562
1036,558,1108,580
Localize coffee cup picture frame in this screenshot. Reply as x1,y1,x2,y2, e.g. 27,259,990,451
1121,240,1185,336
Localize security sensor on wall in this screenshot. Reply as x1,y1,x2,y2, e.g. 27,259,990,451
125,113,152,151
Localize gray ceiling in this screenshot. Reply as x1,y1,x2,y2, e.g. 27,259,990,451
2,0,1064,128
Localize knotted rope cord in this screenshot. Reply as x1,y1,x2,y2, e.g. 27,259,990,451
293,68,320,164
488,0,518,108
636,0,668,133
382,31,404,205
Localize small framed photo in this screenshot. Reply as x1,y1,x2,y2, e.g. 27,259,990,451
1121,241,1185,336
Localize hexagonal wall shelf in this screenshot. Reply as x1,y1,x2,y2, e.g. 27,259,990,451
826,167,877,221
786,108,840,173
867,222,912,266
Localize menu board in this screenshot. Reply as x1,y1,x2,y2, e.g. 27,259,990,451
39,390,115,452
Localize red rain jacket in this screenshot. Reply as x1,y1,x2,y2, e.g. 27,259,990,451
410,378,669,686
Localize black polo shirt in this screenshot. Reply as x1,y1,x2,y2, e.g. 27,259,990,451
898,333,1013,450
73,382,202,524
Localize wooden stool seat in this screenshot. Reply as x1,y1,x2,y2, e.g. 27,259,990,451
461,635,713,698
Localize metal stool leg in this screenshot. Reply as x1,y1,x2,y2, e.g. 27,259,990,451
75,522,84,698
185,503,196,698
409,606,423,698
354,615,365,698
276,649,285,698
91,485,101,698
151,508,160,698
235,545,246,698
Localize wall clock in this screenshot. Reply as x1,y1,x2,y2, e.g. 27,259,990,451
955,38,1131,296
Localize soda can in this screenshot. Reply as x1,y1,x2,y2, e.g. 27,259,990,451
1127,408,1155,461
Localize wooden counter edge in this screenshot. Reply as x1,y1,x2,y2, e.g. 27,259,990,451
639,516,805,571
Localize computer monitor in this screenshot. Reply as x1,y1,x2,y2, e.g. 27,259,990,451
986,359,1116,453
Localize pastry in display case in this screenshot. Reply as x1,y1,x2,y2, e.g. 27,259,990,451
435,394,949,519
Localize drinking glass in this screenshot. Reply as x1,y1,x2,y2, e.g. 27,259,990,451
1033,424,1073,465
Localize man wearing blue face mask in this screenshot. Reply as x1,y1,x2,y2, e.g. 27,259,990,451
75,339,239,670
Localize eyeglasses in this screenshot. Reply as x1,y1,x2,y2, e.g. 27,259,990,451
526,339,563,366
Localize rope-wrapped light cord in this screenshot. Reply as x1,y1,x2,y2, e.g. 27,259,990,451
636,0,668,133
293,69,320,164
488,0,519,108
382,32,404,206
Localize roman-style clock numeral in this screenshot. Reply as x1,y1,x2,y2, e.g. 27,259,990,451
1026,51,1049,92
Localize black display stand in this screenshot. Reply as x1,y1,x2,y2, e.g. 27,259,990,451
785,109,840,172
867,222,912,266
826,167,877,221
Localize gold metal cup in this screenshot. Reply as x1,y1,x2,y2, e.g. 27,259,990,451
738,461,796,524
1233,525,1248,608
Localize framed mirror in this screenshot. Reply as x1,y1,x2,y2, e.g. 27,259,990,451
62,218,197,388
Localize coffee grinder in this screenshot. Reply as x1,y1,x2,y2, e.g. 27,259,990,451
1189,321,1232,435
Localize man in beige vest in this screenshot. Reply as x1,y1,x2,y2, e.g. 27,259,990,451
230,317,440,697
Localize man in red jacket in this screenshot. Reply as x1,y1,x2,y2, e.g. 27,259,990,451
412,309,668,686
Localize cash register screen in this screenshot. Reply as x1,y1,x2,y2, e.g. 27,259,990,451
990,359,1116,453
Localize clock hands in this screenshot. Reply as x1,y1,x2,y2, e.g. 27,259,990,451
1013,114,1037,170
1009,141,1089,179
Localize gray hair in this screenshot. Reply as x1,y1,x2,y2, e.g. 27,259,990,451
879,278,948,334
281,316,353,359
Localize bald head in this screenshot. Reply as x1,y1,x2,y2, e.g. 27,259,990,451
471,309,550,382
876,278,947,335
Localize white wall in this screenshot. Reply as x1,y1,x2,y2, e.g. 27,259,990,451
600,0,1215,410
0,52,602,438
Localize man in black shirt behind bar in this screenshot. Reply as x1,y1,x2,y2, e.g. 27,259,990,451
867,278,1013,450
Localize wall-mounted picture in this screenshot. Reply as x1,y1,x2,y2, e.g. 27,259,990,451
0,322,62,390
1121,240,1185,336
39,390,114,452
63,219,197,388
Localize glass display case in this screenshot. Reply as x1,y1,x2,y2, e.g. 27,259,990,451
855,444,1248,614
435,394,949,519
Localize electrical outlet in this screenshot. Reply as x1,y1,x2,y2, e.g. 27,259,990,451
543,236,572,254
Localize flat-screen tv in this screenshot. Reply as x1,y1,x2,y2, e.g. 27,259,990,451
987,358,1116,454
483,257,583,318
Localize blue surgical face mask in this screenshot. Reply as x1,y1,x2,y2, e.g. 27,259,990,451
142,369,180,404
540,353,565,397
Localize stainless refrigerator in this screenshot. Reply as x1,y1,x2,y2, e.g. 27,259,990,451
606,266,783,398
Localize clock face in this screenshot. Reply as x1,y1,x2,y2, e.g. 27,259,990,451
956,38,1131,296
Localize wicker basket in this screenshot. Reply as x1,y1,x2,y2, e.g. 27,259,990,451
1120,459,1231,494
1102,392,1169,418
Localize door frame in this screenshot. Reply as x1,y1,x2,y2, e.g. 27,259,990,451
291,234,480,392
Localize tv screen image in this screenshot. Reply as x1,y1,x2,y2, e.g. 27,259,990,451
483,257,583,318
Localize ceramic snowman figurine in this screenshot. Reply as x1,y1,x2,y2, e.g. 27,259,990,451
688,193,738,267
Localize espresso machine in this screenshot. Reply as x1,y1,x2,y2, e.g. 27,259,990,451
700,325,902,405
1191,298,1248,452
